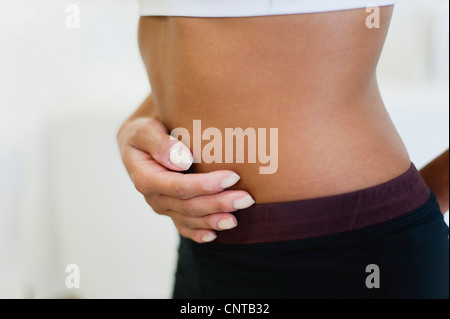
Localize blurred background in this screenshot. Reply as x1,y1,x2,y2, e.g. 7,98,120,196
0,0,448,299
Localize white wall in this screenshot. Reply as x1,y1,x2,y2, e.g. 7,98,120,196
0,0,448,299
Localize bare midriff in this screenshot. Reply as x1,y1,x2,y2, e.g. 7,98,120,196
138,6,412,204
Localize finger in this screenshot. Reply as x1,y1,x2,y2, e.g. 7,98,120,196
168,210,239,232
121,144,167,189
131,118,193,171
180,227,218,244
127,146,243,199
169,216,218,244
139,169,242,199
157,190,255,217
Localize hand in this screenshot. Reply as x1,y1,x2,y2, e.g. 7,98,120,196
118,117,256,243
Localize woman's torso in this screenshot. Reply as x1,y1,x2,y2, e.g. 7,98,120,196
138,6,412,204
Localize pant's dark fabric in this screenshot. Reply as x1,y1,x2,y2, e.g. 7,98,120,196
173,192,449,299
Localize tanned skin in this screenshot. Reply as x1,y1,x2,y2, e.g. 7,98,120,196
118,6,449,243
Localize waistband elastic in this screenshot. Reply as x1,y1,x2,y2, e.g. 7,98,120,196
214,162,431,244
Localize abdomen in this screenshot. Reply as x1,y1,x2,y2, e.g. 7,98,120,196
138,7,411,203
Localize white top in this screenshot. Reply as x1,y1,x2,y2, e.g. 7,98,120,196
138,0,397,17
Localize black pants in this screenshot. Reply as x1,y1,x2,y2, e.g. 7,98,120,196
173,192,449,299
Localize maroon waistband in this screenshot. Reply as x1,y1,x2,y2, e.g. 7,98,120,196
215,163,431,244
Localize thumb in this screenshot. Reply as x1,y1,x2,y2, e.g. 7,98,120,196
167,136,194,171
132,118,193,172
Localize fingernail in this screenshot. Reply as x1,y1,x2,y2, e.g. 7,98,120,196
202,232,217,243
233,195,256,210
218,218,237,230
220,173,241,189
169,142,193,171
